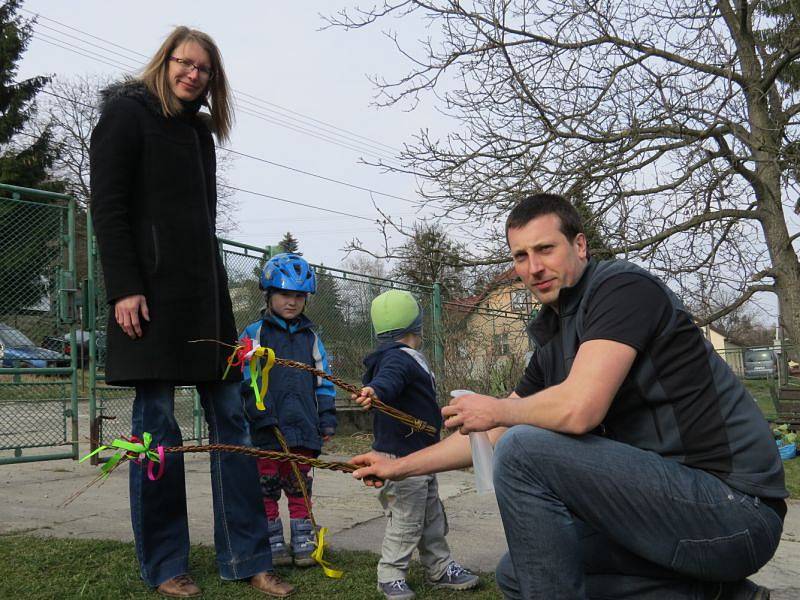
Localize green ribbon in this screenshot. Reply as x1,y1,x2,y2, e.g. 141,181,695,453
80,432,161,478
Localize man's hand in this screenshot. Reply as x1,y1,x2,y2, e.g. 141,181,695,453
441,393,503,434
351,451,403,488
351,386,378,411
114,294,150,339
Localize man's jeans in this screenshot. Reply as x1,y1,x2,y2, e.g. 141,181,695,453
493,425,783,599
130,381,271,587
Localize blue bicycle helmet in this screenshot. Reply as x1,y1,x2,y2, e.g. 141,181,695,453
260,253,316,294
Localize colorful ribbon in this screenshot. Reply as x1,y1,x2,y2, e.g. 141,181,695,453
80,432,165,480
223,337,275,412
311,527,343,578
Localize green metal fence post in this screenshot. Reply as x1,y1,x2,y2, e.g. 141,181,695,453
87,212,98,459
67,195,79,459
432,282,444,385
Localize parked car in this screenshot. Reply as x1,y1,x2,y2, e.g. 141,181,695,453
41,330,106,364
0,323,70,368
743,348,778,379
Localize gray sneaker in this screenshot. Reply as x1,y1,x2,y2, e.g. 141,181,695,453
429,561,480,591
377,579,416,599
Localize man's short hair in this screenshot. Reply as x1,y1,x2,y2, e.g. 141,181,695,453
505,193,585,242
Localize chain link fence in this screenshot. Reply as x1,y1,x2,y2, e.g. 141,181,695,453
0,184,78,463
439,301,533,398
222,239,437,404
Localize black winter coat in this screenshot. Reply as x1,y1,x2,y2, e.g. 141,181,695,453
90,80,239,385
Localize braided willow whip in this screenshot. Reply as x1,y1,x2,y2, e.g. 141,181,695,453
274,357,437,436
167,444,357,473
190,339,437,436
62,445,359,508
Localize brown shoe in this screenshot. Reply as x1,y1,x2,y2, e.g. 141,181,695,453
250,571,295,597
156,574,201,598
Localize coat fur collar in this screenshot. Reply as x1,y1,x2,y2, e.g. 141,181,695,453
99,79,208,122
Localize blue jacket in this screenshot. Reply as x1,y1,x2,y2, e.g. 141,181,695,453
240,312,336,453
362,342,442,457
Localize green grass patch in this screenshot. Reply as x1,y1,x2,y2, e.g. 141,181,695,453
783,454,800,498
0,534,500,599
743,379,777,421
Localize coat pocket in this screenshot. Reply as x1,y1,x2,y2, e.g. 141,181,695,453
149,224,161,275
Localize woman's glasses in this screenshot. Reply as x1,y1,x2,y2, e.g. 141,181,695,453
169,56,214,80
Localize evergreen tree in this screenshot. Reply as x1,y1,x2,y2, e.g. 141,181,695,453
278,231,300,254
0,0,56,187
0,0,64,315
391,222,467,300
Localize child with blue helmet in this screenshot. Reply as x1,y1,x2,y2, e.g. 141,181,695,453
239,253,337,567
353,290,479,599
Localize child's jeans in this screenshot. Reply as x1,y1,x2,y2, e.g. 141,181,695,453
377,470,454,583
256,447,314,521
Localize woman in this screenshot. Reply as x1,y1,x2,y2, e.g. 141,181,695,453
90,27,294,598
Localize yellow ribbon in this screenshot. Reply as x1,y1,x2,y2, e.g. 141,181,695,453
249,346,275,411
222,342,275,412
310,527,343,578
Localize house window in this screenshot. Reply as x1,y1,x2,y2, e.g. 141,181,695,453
493,333,510,356
510,289,531,313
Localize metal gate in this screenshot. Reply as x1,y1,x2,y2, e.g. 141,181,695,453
0,183,79,464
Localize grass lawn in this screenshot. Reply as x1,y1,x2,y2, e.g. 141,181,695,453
0,534,500,600
785,458,800,498
742,379,800,497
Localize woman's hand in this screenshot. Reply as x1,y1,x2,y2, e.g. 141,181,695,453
114,294,150,339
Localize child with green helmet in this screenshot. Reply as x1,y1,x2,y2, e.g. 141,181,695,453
353,289,479,599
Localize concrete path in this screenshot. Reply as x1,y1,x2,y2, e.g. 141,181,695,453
1,452,798,598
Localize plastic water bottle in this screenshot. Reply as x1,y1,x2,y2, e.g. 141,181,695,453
450,390,495,494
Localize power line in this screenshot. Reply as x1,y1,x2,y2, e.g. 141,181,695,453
24,6,403,156
36,88,420,206
234,91,401,155
234,96,400,164
32,35,133,72
23,9,405,163
219,184,377,221
32,28,404,165
33,20,145,65
234,103,401,166
21,14,478,225
21,7,149,60
223,146,419,203
12,127,384,224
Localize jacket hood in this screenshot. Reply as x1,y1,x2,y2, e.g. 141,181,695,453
99,79,162,116
99,79,207,120
363,341,408,380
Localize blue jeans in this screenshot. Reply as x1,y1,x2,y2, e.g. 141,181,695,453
492,426,783,599
130,381,271,587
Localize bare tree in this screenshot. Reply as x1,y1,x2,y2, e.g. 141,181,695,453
328,0,800,354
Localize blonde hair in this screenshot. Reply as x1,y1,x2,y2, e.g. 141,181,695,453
139,26,233,143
